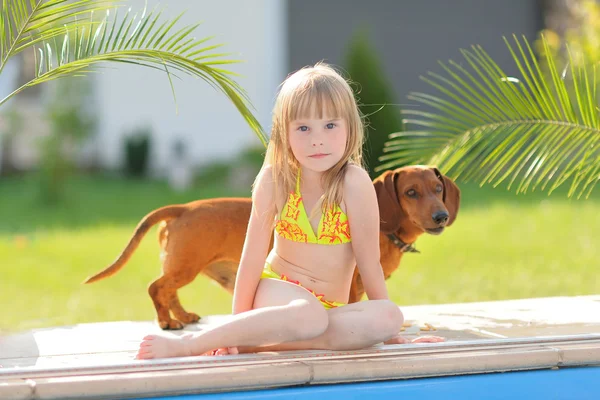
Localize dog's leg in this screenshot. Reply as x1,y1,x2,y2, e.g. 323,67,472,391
348,285,366,303
148,275,185,330
170,278,200,324
149,268,202,329
348,270,366,303
170,291,200,325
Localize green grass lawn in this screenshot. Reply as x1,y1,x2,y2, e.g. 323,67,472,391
1,173,599,332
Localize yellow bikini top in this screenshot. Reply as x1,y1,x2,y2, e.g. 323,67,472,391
275,171,352,245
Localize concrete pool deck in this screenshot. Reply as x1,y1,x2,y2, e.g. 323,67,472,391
1,295,599,399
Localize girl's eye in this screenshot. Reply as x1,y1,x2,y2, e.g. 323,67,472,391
406,189,417,198
326,123,336,129
298,126,309,132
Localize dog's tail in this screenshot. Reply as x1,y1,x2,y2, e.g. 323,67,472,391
83,205,187,284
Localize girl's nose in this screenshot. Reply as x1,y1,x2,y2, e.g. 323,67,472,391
311,130,324,146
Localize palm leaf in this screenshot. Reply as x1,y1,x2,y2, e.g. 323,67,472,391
0,0,267,146
377,35,600,199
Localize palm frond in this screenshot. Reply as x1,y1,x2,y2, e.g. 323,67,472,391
1,0,119,70
0,0,267,146
378,35,600,198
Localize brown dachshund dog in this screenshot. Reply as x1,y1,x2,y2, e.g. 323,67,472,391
84,166,460,330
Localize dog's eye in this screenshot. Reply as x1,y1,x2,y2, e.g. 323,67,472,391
436,184,443,193
406,189,417,198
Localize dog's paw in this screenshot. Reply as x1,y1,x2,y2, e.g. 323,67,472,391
177,312,200,324
159,319,185,330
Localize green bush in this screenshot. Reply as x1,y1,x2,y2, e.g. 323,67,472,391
194,146,265,191
238,145,265,170
194,160,231,185
38,78,97,204
0,109,24,175
123,127,152,178
344,30,405,177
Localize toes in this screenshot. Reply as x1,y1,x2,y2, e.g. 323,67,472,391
137,347,151,355
135,350,153,359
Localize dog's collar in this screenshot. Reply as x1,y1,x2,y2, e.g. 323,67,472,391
386,233,420,253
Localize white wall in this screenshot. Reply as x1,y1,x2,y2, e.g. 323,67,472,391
94,0,287,174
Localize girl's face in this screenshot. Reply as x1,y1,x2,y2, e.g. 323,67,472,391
288,115,348,173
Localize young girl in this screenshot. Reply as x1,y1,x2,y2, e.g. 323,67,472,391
136,63,442,359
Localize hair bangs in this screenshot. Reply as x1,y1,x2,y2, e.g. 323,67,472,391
287,78,345,122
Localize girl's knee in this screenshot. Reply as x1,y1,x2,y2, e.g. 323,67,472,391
287,299,329,340
375,300,404,337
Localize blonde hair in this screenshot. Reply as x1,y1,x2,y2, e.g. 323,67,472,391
258,62,365,216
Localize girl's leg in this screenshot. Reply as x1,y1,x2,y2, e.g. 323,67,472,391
136,279,328,359
237,299,405,353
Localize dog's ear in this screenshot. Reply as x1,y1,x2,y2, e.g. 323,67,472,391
373,170,405,233
433,167,461,226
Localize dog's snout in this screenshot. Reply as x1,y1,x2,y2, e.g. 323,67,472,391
432,211,449,225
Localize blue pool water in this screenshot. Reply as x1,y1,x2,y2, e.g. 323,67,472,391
137,366,599,399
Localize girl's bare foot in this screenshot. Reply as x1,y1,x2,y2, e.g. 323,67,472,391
136,333,193,359
411,335,445,343
207,347,240,356
384,334,445,345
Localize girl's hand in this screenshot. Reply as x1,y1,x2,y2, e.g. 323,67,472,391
384,334,445,345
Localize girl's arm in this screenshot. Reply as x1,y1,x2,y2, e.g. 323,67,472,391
344,165,389,301
232,165,277,314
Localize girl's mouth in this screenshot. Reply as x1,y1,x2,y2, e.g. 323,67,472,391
309,153,329,159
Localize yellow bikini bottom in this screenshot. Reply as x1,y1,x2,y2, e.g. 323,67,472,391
261,263,346,309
